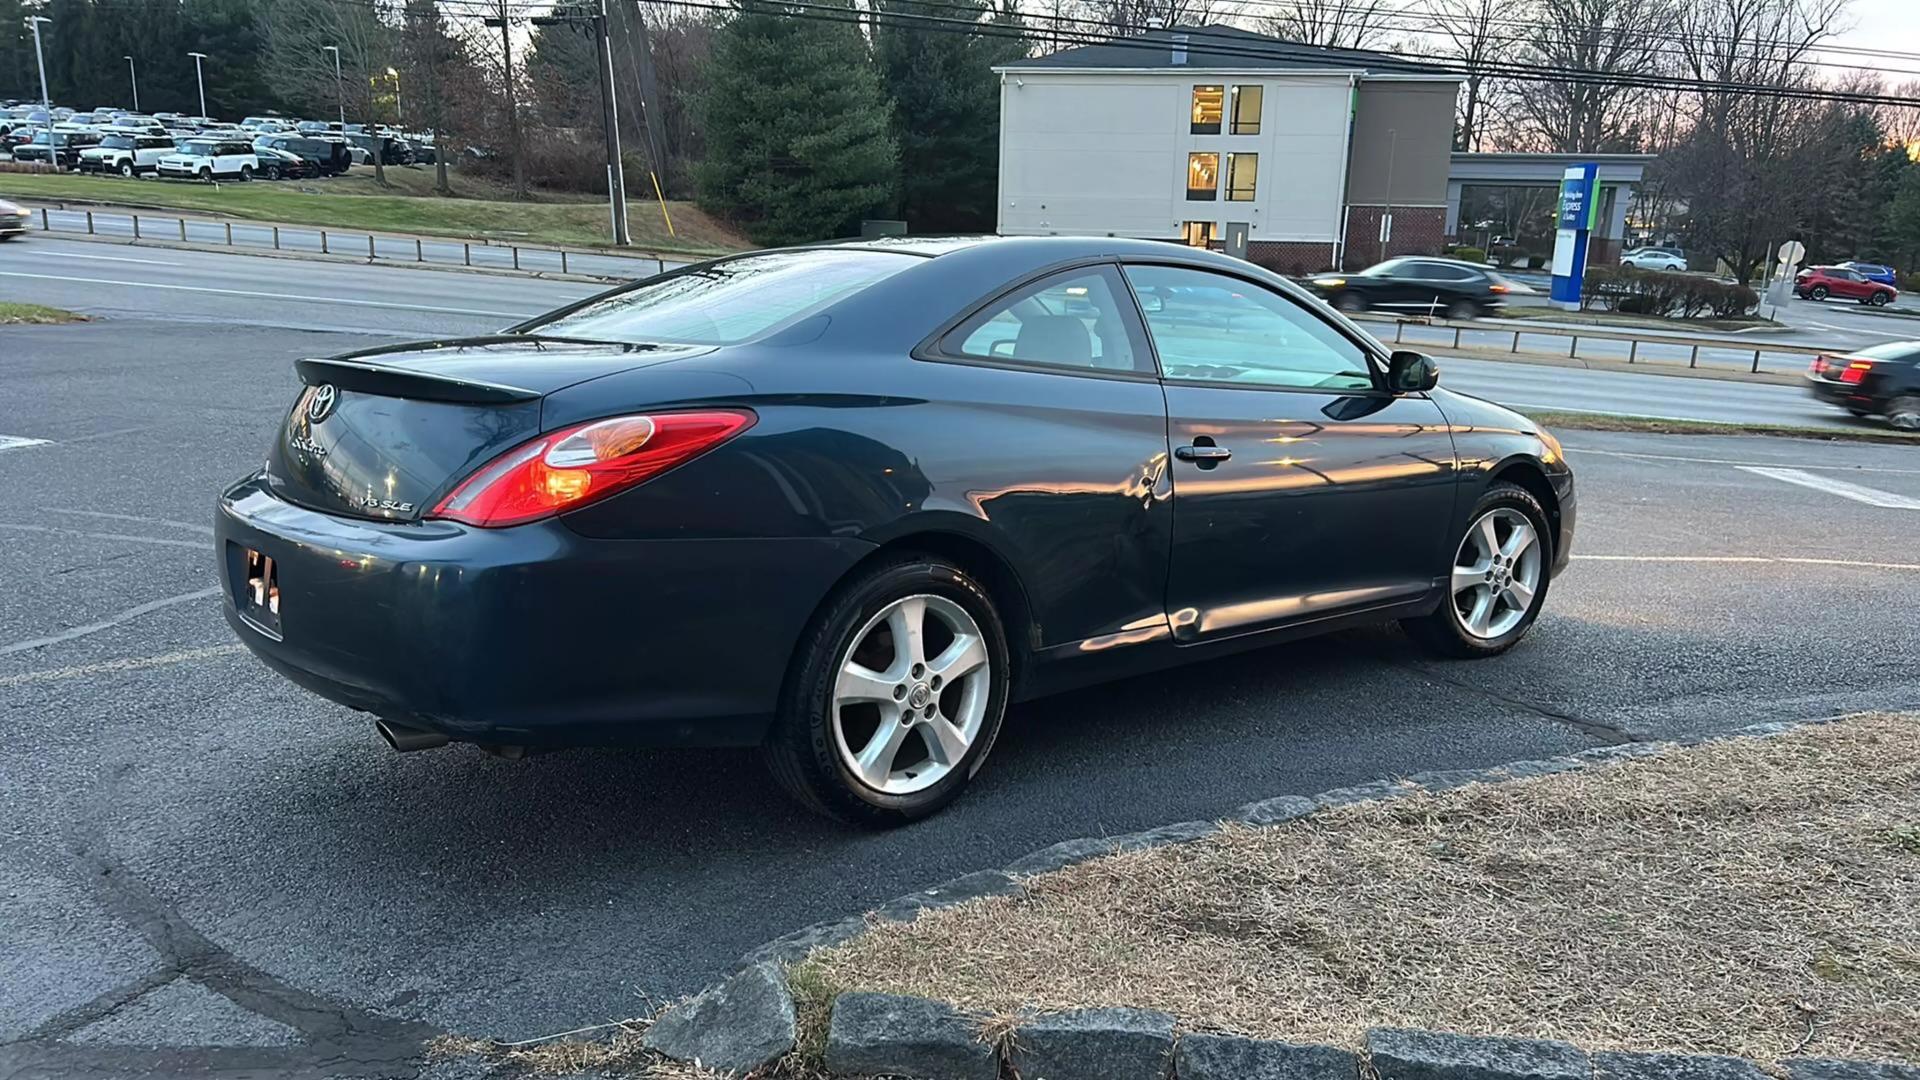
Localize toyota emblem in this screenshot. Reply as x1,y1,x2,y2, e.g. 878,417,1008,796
307,384,339,423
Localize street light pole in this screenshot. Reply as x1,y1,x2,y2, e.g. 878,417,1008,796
187,51,208,120
124,55,140,112
323,46,345,127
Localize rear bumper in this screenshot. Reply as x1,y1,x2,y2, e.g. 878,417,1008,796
216,474,872,747
1806,376,1876,411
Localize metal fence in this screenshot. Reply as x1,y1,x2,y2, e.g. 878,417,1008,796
1352,311,1826,376
23,204,678,282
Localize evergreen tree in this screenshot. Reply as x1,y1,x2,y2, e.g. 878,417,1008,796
0,0,33,102
695,0,897,246
873,0,1026,233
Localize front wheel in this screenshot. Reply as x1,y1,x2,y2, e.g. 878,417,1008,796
1888,396,1920,432
197,167,212,182
117,160,134,177
1402,482,1553,658
764,556,1010,826
1333,292,1367,313
1868,292,1890,307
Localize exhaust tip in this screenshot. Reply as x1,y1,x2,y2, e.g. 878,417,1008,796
376,718,450,753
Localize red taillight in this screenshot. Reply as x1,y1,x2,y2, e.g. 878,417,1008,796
431,409,756,528
1810,355,1830,376
1839,360,1874,385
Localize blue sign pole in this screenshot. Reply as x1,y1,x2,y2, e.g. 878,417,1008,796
1549,163,1599,310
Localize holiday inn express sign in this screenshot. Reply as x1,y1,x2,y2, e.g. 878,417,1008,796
1549,162,1600,310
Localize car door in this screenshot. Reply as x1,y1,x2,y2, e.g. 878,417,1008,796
1121,262,1459,643
1829,268,1866,299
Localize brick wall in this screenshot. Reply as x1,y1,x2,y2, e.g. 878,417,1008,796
1341,205,1447,267
1245,240,1338,276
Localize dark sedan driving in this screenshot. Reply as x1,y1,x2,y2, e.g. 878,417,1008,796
1806,341,1920,430
216,237,1575,825
1304,257,1517,319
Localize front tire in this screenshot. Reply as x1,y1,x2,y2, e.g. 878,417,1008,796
117,160,134,177
1869,292,1890,307
1402,481,1553,659
764,556,1011,826
1888,396,1920,432
1334,292,1367,313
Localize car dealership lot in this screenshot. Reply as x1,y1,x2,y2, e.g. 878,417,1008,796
4,255,1920,1074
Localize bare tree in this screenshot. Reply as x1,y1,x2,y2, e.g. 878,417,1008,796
1420,0,1502,149
260,0,397,185
1078,0,1241,37
1881,79,1920,152
1509,0,1670,153
1258,0,1396,49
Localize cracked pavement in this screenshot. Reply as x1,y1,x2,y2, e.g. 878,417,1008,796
3,252,1919,1078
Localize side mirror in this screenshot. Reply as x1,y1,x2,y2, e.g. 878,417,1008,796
1388,350,1439,393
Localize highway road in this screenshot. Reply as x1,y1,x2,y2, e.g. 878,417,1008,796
0,234,1885,432
4,239,1920,1076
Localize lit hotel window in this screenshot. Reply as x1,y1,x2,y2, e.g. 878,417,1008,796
1231,85,1262,135
1191,85,1223,134
1227,153,1257,201
1187,153,1219,200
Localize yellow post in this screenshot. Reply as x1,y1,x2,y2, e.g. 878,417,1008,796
649,170,675,238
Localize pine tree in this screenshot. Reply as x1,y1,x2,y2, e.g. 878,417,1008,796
0,0,31,102
873,0,1027,233
695,0,898,246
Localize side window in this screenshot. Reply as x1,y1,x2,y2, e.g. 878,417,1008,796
1124,265,1376,392
1191,85,1223,134
1422,263,1476,281
943,267,1148,375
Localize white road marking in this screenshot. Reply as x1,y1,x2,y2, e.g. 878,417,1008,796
1575,554,1920,571
0,585,221,656
0,435,52,451
1567,446,1920,475
0,522,205,549
27,250,178,266
1735,466,1920,510
48,508,215,536
0,644,247,688
1505,402,1748,423
0,270,536,319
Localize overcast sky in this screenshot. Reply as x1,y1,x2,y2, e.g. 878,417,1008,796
1829,0,1920,68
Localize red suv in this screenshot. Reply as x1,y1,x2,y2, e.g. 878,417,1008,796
1795,265,1898,306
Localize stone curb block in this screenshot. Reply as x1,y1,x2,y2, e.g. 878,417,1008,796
1367,1027,1588,1080
640,961,795,1074
1006,1006,1176,1080
1175,1032,1358,1079
1786,1062,1920,1080
824,991,997,1080
1593,1050,1772,1080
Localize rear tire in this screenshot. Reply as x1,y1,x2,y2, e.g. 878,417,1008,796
1402,482,1553,659
238,165,253,181
1888,396,1920,432
1810,285,1829,300
1445,299,1480,320
764,556,1011,827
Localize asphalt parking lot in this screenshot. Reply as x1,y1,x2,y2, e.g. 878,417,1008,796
4,273,1920,1077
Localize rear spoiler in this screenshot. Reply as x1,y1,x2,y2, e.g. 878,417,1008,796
294,358,542,405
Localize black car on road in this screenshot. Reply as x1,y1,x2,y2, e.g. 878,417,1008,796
215,237,1575,825
1807,341,1920,430
1305,257,1516,319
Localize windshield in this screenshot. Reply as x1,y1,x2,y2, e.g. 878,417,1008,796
519,250,918,346
184,141,218,156
101,135,134,150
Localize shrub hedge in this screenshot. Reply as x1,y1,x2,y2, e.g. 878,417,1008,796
1581,265,1759,319
1453,246,1487,264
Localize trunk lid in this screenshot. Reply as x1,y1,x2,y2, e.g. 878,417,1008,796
264,335,713,522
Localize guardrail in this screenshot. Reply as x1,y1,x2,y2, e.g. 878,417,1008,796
21,203,675,281
1351,311,1825,374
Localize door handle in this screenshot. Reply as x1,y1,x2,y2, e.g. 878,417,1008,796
1175,444,1232,462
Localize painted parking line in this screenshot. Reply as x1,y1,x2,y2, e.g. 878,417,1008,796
1567,446,1920,475
1575,554,1920,571
0,644,246,688
0,585,221,656
1736,466,1920,510
0,435,52,451
25,250,181,266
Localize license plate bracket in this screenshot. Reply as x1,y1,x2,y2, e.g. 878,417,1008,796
233,544,283,638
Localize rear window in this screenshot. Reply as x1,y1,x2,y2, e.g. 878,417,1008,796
1855,342,1920,363
519,250,918,346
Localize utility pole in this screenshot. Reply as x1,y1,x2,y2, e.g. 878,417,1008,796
594,0,630,245
482,6,528,200
30,16,51,150
188,52,209,120
324,45,345,126
124,55,139,112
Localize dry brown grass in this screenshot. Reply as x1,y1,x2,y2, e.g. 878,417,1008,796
798,715,1920,1066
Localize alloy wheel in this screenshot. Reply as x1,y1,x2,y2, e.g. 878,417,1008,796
831,594,991,796
1449,508,1543,640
